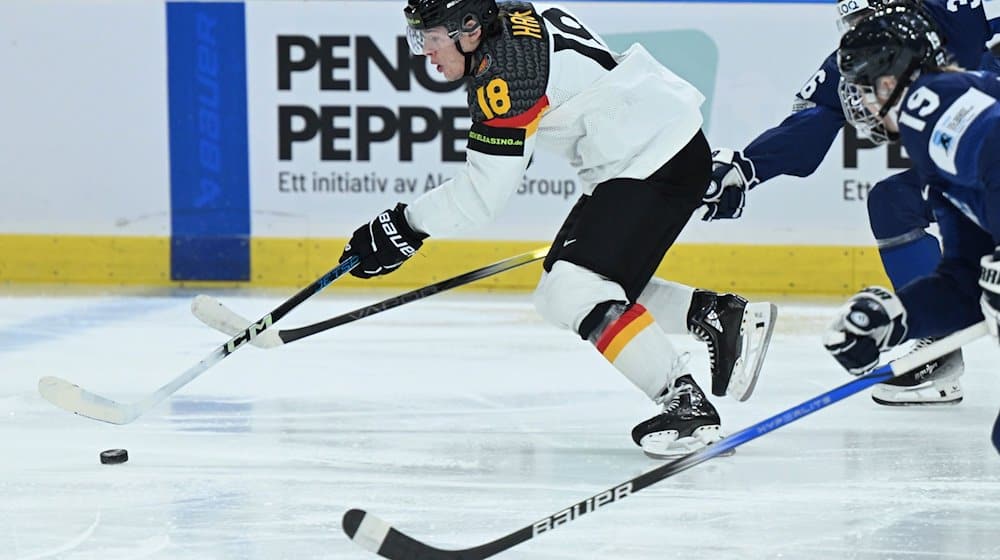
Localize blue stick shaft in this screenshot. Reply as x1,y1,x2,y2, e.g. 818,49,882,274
342,321,988,559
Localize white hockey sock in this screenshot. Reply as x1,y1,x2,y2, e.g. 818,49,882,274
592,303,685,400
636,277,695,335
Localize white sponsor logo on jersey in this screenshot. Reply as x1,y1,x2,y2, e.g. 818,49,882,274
928,88,995,175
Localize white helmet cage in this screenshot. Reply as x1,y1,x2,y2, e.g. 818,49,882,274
837,78,894,145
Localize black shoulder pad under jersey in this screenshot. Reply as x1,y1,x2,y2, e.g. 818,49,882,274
465,1,550,124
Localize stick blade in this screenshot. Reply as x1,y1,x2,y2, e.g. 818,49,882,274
38,376,134,425
343,509,391,555
343,509,471,559
190,295,282,348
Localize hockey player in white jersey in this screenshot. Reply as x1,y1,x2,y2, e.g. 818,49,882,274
338,0,777,459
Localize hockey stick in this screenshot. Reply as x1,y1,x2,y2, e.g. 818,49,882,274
190,246,549,348
342,320,989,559
36,255,360,425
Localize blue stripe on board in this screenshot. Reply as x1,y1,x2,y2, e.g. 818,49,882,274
167,2,251,281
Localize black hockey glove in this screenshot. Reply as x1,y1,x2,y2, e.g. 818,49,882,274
339,203,428,279
823,286,908,375
701,149,758,221
979,247,1000,342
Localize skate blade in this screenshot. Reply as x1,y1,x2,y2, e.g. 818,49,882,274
728,302,778,402
872,395,964,407
643,444,736,461
641,430,734,460
871,379,964,407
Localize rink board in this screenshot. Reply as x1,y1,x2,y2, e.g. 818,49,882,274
0,234,887,295
4,0,976,293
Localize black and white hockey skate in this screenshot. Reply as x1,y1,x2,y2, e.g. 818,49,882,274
872,341,964,406
687,290,778,401
632,375,728,460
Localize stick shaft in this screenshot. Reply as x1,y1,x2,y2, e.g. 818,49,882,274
192,248,548,348
345,321,989,559
277,247,547,344
38,256,359,424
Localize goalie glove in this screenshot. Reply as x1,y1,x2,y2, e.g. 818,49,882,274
340,203,428,279
823,286,908,375
979,247,1000,341
701,148,759,221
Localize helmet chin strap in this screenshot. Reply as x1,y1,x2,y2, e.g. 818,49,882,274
877,60,921,119
454,36,479,76
451,20,485,77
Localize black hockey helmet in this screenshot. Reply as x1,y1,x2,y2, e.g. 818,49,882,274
836,4,947,142
404,0,499,55
838,4,945,90
836,0,932,32
836,0,889,32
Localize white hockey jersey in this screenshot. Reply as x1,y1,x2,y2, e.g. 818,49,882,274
406,2,705,237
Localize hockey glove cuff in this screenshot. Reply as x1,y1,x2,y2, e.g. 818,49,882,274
823,286,908,375
340,203,428,279
979,248,1000,341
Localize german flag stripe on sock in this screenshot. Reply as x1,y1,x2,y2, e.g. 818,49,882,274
595,304,653,362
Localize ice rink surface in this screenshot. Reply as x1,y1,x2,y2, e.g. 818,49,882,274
1,289,998,560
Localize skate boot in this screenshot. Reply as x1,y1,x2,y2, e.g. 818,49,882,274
872,340,964,406
632,375,726,460
687,290,777,401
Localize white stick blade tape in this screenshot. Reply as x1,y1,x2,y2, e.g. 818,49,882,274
353,512,392,553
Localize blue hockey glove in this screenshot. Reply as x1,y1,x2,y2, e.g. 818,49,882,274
702,148,758,221
340,203,428,279
992,409,1000,456
823,286,908,375
979,247,1000,342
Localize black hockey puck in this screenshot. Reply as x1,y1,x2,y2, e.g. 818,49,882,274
99,449,128,465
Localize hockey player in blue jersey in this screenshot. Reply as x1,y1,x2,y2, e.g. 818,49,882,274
824,6,1000,449
706,0,997,406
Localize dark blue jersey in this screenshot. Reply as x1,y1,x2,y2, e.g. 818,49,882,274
744,0,993,183
894,70,1000,338
743,55,844,182
899,71,1000,238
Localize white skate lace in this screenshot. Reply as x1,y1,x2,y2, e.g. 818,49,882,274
662,385,693,413
654,353,692,406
